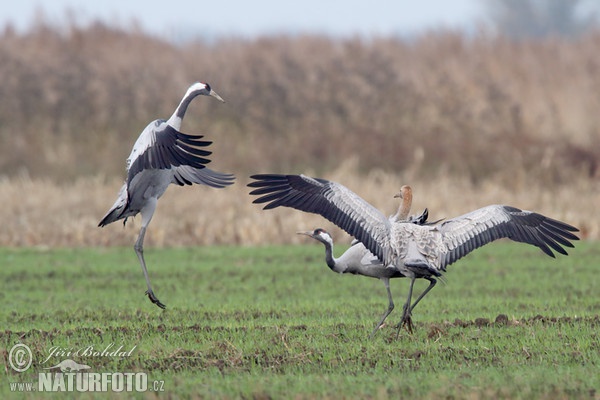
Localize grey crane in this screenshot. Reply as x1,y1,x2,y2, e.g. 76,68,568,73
297,185,434,337
248,174,579,334
99,82,234,309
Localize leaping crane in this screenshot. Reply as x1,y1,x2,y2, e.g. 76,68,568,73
99,82,234,309
248,174,579,335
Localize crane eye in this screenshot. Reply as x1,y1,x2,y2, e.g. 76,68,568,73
204,83,211,92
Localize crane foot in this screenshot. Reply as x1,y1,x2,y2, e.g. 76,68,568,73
402,316,414,334
145,290,166,309
394,308,414,337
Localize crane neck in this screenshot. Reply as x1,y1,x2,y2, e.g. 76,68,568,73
166,92,199,130
395,187,413,221
322,240,338,272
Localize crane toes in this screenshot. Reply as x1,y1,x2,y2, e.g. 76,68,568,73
394,320,413,339
394,307,415,337
404,316,414,334
145,290,167,309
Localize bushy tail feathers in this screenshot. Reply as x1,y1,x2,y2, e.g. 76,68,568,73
98,183,128,227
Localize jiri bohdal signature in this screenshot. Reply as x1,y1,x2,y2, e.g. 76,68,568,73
42,343,137,365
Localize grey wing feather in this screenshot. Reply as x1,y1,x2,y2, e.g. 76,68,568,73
248,174,392,264
437,205,579,269
128,124,213,185
172,166,235,188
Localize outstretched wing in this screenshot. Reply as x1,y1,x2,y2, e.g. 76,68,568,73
248,174,393,264
127,122,213,185
437,205,579,269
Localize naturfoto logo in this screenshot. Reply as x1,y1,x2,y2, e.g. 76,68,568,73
8,343,165,393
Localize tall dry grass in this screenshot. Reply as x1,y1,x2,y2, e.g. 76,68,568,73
0,160,596,247
0,21,598,245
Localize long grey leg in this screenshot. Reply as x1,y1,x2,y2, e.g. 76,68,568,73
133,198,165,309
395,277,416,337
408,277,437,313
369,278,394,338
394,277,438,337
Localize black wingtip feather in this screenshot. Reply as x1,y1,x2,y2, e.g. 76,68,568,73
248,185,292,196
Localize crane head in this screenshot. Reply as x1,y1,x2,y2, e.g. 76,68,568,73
297,228,333,245
187,82,226,103
393,185,412,199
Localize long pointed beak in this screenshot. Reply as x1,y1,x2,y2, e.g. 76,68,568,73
297,231,312,237
393,193,403,199
209,89,225,103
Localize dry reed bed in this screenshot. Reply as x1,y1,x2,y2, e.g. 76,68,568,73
0,24,598,247
1,162,596,247
0,24,599,184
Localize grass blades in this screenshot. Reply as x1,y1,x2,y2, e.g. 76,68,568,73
1,242,599,398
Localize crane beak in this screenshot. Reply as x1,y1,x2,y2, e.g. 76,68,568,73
393,192,403,199
296,231,312,237
209,90,226,103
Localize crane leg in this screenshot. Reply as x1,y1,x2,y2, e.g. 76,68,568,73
408,277,437,313
395,277,416,338
369,278,394,338
133,199,166,309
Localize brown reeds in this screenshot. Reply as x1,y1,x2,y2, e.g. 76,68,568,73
0,160,595,247
0,21,597,246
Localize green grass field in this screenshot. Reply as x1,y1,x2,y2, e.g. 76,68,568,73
2,242,599,399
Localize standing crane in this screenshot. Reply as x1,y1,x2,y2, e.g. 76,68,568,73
99,82,234,309
297,185,434,337
248,174,579,335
